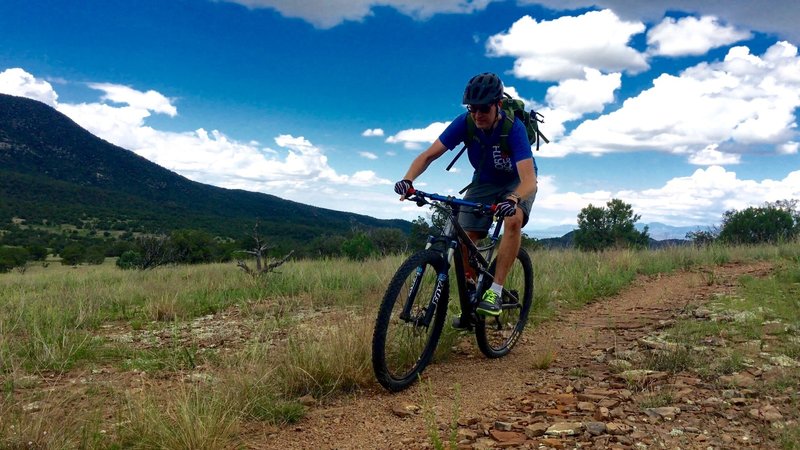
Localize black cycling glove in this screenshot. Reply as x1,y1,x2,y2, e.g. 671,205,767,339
394,179,413,197
495,199,518,218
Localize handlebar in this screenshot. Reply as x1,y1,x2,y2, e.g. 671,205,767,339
406,188,497,215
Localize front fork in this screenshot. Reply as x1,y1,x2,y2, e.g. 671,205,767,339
400,248,453,328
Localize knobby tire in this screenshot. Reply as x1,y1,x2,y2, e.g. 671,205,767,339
372,250,449,392
475,248,534,358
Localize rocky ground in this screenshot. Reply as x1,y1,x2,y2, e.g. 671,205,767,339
249,261,799,449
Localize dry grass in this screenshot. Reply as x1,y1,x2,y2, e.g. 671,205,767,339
2,242,799,446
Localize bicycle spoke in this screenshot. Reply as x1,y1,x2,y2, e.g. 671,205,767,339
373,250,449,392
475,248,533,358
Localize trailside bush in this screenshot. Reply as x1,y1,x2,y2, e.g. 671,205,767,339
719,201,798,245
0,246,29,272
574,199,650,252
342,232,376,261
116,250,143,270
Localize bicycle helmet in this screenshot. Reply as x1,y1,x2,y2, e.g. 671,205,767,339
462,72,503,105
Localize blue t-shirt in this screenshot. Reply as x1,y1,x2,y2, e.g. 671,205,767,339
439,111,537,185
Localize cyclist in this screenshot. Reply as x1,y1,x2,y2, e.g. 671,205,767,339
394,72,538,323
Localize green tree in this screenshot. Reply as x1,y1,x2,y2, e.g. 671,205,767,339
308,234,346,257
169,229,214,264
116,250,142,270
521,232,541,251
409,216,432,248
342,231,376,261
686,229,717,247
60,243,86,265
370,228,407,256
718,201,798,244
574,199,650,251
84,245,107,265
26,244,48,261
0,246,29,273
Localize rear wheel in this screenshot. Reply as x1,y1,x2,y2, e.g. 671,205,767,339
372,250,449,392
475,248,533,358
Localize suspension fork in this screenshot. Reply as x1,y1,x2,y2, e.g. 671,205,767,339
399,248,453,327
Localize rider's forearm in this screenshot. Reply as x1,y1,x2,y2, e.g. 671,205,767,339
513,176,537,200
508,158,537,201
403,139,448,182
403,153,435,181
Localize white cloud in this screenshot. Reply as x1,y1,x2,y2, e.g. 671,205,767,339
486,10,648,82
386,121,449,149
0,68,394,218
221,0,496,28
534,166,800,228
557,41,800,160
359,151,378,159
779,141,798,155
0,68,58,106
647,15,752,57
545,69,621,116
626,166,800,225
520,0,800,44
687,144,741,166
362,128,384,137
88,83,177,116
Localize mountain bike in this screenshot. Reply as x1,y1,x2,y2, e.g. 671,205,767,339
372,188,534,392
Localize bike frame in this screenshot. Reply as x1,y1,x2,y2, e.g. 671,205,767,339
404,189,509,329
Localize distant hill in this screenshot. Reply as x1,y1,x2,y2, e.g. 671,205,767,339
537,230,691,250
531,222,706,241
0,93,409,244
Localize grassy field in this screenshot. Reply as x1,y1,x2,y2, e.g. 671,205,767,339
1,242,799,448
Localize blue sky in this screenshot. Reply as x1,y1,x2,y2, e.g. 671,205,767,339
1,0,799,237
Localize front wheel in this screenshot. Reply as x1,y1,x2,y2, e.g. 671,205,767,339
475,248,533,358
372,250,450,392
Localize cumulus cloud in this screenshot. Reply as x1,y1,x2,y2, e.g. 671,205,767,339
221,0,495,28
779,141,798,155
557,41,800,161
521,0,800,44
89,83,177,116
362,128,384,137
545,69,621,115
647,15,752,57
0,68,58,106
359,151,378,159
487,10,648,82
687,144,741,166
385,121,449,149
537,166,800,227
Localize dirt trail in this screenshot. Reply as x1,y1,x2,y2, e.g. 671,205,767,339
248,261,787,449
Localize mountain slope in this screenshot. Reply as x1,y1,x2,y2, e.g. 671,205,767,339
0,93,408,240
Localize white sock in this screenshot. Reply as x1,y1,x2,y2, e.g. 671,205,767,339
490,282,503,295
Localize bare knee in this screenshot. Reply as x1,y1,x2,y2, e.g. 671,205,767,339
503,213,523,234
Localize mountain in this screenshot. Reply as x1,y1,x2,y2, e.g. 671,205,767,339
637,222,706,241
531,222,707,241
0,93,409,244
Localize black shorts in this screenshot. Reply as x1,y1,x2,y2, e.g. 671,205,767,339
457,180,536,234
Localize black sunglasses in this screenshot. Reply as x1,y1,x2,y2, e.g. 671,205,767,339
467,104,494,114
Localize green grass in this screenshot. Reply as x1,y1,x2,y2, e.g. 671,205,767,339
1,241,799,447
637,389,675,409
623,255,800,447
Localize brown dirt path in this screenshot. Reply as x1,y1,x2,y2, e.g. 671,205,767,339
246,261,785,449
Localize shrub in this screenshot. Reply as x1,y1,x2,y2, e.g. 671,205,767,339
116,250,143,270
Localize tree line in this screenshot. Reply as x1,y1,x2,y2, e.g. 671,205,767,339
2,198,798,272
574,198,799,251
